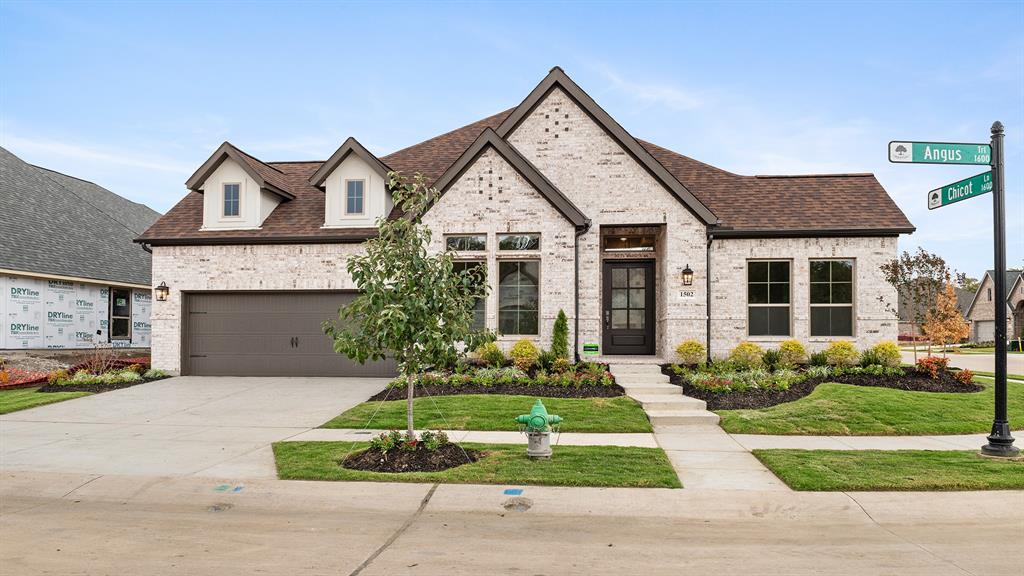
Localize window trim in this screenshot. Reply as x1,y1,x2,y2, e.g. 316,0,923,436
497,260,540,336
221,182,242,219
808,258,856,338
344,179,365,215
746,259,792,338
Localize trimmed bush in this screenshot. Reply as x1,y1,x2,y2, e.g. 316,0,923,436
868,341,902,368
823,341,859,367
509,339,541,371
550,309,569,360
537,349,557,370
675,339,706,366
550,357,573,374
778,339,808,367
761,348,782,370
809,351,828,366
475,342,505,367
728,341,765,370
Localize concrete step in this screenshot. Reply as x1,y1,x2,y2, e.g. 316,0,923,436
646,410,721,426
609,364,665,375
617,382,681,396
631,394,706,411
612,373,671,384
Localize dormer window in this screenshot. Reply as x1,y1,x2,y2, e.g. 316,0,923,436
345,180,364,215
223,183,240,217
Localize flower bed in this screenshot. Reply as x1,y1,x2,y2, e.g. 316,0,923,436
367,362,621,401
37,366,169,393
0,368,50,389
340,430,478,473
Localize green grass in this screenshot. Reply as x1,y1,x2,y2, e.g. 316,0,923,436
0,387,91,415
717,377,1024,435
321,394,652,433
754,449,1024,491
273,441,680,488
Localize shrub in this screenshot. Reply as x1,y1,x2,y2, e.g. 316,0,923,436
537,349,557,370
476,342,505,367
804,365,832,379
728,342,764,370
868,341,902,368
773,340,806,367
0,371,8,385
550,309,569,360
47,369,69,385
823,341,859,367
675,339,706,366
761,348,782,371
915,356,949,380
125,363,144,374
809,351,828,366
419,430,450,451
954,368,975,386
550,357,573,374
142,368,167,379
509,339,540,370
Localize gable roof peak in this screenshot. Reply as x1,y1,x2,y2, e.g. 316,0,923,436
309,136,390,189
185,141,294,200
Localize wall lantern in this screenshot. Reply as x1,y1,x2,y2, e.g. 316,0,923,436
681,264,694,286
155,281,170,302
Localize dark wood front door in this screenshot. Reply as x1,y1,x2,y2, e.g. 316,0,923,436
602,260,655,355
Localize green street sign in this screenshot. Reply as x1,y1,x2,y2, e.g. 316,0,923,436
928,171,992,210
889,141,991,165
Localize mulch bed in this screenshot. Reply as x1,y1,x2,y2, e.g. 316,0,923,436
341,444,481,473
661,365,984,411
367,382,625,401
37,375,170,394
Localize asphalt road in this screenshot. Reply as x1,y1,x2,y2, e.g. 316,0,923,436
2,471,1021,575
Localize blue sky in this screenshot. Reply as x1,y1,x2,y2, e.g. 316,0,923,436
2,1,1021,280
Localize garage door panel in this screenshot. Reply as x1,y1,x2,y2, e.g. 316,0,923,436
185,292,396,377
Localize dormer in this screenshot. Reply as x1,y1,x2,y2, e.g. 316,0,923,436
185,142,294,230
309,137,392,228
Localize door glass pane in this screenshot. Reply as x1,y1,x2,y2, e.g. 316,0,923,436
111,318,130,339
629,267,645,288
629,310,645,330
612,268,628,288
611,310,628,329
112,289,131,317
628,289,645,309
611,289,628,308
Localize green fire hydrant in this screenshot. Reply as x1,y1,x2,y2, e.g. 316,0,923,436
515,399,562,459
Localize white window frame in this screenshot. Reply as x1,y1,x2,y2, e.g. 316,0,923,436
345,179,365,215
222,182,242,219
809,258,856,338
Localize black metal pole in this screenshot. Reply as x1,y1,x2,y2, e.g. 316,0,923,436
981,121,1019,457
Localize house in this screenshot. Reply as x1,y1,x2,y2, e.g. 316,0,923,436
965,269,1024,342
136,67,914,376
897,281,975,340
0,146,160,350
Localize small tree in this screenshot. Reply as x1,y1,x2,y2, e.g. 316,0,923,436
921,275,971,358
550,309,569,360
879,248,950,361
324,172,491,437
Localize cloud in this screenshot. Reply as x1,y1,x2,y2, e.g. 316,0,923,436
592,64,703,111
1,133,191,173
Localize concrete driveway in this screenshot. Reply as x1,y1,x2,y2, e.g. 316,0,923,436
0,376,389,478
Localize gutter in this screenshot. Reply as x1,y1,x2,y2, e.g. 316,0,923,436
574,219,593,362
139,242,152,254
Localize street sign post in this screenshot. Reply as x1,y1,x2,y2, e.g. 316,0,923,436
889,141,991,165
927,171,992,210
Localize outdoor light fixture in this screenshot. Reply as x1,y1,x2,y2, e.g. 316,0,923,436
681,264,694,286
155,282,170,302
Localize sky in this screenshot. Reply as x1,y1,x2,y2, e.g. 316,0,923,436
1,1,1021,280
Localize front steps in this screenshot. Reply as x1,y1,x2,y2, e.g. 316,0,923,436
610,363,720,427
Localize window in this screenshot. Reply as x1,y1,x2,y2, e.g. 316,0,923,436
747,260,790,336
446,235,486,252
110,288,132,340
988,288,993,301
498,234,540,251
810,260,854,337
345,180,364,214
223,183,240,217
453,261,487,331
498,261,539,335
603,235,655,252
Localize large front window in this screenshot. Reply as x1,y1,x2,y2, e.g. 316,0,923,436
747,260,790,336
810,259,854,336
453,261,487,331
498,261,539,335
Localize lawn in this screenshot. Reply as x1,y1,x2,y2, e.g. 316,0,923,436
717,377,1024,435
321,394,652,433
754,449,1024,491
273,441,680,488
0,387,91,415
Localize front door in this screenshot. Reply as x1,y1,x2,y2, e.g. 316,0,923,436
602,260,655,355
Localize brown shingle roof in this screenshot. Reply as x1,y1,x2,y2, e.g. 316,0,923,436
138,110,913,245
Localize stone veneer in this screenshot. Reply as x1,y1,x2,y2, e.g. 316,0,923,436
506,86,708,357
150,243,363,372
708,236,899,356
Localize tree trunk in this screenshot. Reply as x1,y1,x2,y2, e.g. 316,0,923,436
406,372,415,438
911,322,918,362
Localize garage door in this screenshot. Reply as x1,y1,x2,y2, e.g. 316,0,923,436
975,320,995,343
184,292,397,377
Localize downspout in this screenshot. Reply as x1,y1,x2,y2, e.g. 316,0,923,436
705,229,714,364
140,242,152,254
574,219,592,363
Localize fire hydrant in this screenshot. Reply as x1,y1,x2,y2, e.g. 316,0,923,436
515,399,562,459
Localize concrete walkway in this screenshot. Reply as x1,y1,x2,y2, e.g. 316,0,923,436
731,433,996,451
